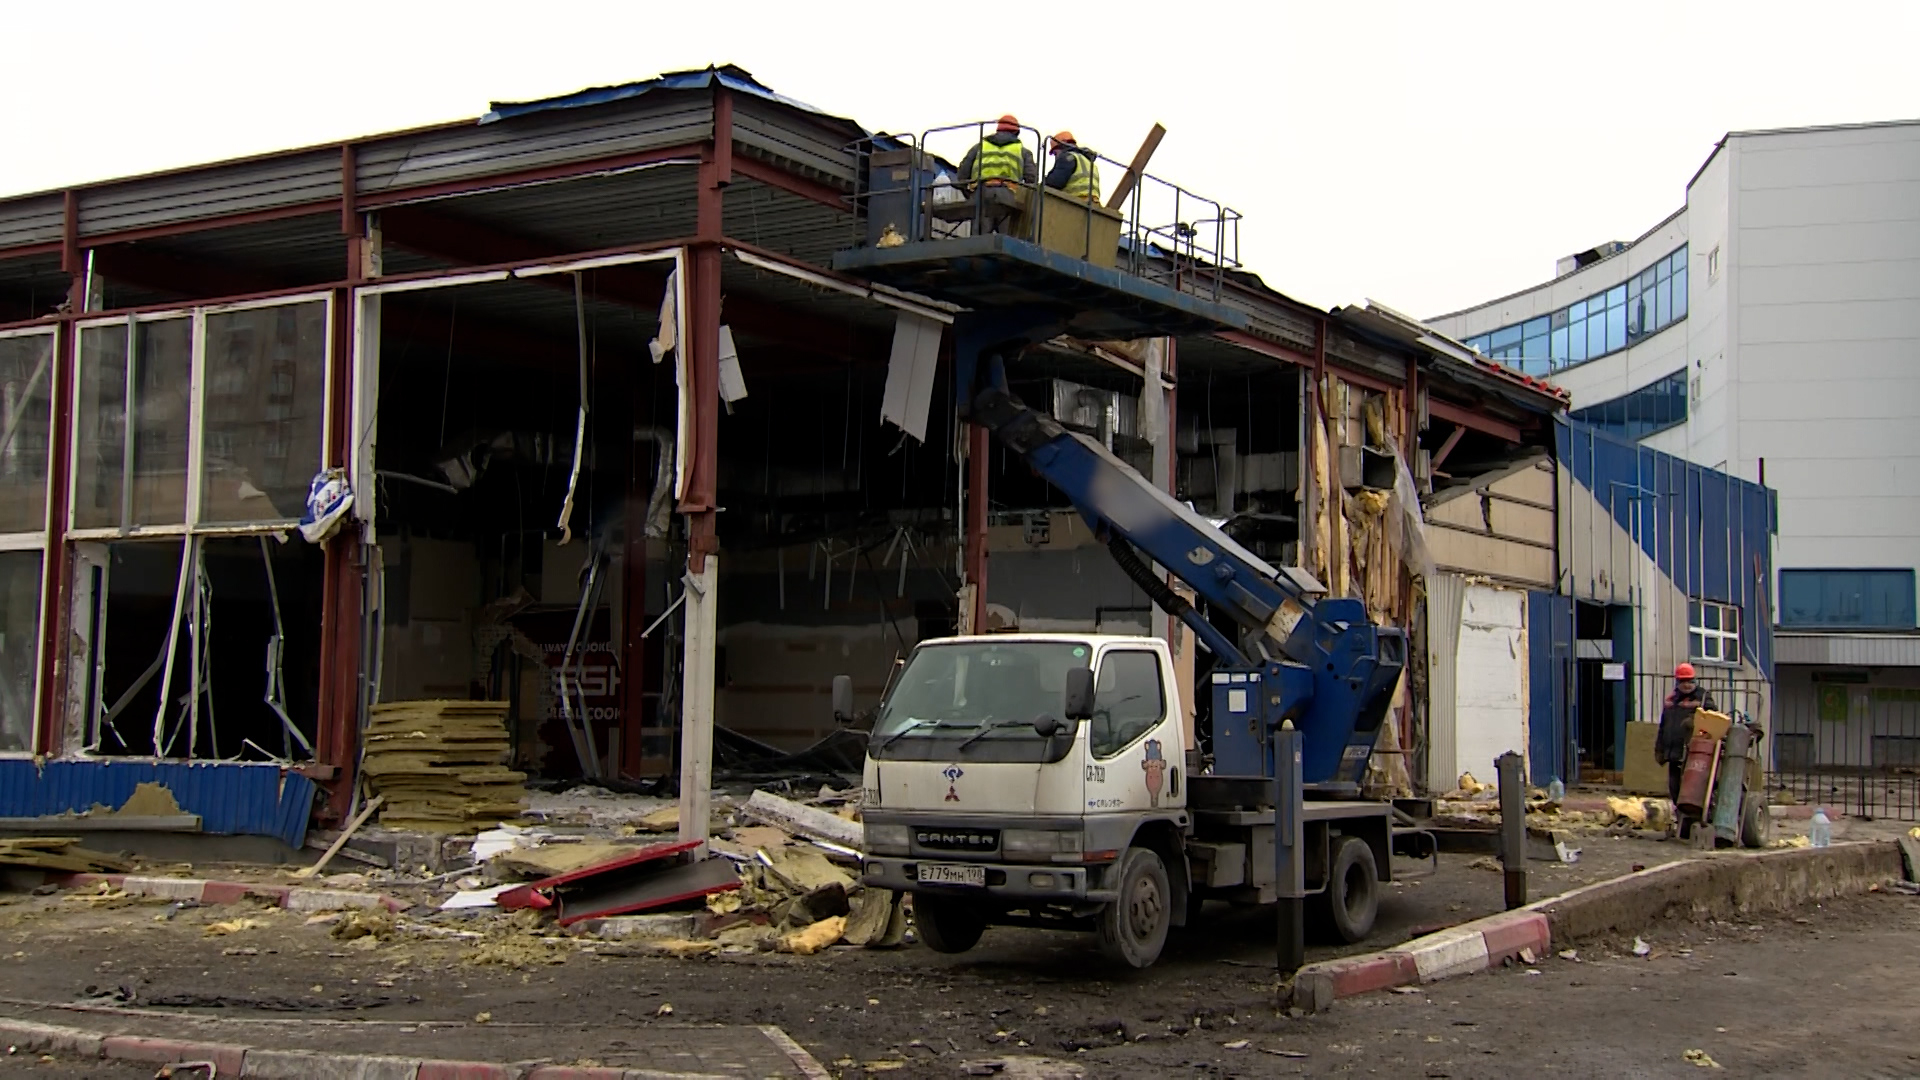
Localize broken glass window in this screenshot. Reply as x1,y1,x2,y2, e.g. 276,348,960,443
0,332,54,535
73,318,192,529
0,549,42,751
200,301,326,525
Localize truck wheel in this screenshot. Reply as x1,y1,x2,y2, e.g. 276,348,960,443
913,893,985,954
1326,836,1379,944
1740,795,1771,849
1097,847,1171,969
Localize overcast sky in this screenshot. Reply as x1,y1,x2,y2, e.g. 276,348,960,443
4,1,1912,317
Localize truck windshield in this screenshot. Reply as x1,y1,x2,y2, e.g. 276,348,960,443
868,640,1087,763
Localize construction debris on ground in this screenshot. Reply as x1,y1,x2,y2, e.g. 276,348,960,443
398,784,901,960
1435,773,1676,838
0,837,132,873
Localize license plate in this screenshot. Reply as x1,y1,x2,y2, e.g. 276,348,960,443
916,863,986,887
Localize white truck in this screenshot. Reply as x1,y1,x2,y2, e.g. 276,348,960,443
840,633,1404,969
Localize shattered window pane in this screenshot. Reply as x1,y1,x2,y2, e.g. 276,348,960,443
0,549,42,751
73,319,193,530
200,301,326,525
0,333,55,534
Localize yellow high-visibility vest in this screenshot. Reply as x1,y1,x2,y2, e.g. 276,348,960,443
1064,152,1100,201
972,138,1024,184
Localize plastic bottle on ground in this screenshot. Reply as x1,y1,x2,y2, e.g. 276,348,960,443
1810,808,1832,848
1547,778,1565,803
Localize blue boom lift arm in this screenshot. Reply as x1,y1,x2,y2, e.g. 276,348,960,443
958,317,1406,792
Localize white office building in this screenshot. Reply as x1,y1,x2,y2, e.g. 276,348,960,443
1428,119,1920,807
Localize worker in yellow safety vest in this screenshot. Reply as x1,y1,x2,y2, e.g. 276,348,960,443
1044,131,1101,202
957,115,1036,234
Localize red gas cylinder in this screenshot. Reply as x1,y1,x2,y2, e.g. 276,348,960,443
1676,729,1720,815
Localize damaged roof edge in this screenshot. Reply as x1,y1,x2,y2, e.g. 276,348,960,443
483,63,866,138
1330,301,1568,413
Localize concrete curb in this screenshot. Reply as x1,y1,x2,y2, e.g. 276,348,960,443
0,1015,825,1078
1289,910,1549,1013
57,872,408,913
1288,840,1903,1012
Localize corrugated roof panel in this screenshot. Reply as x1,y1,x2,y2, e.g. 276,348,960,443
723,181,853,267
732,97,858,185
0,194,64,252
0,759,315,847
358,102,711,199
409,165,700,255
78,151,342,240
153,213,347,284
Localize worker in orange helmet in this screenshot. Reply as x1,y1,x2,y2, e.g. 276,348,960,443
1655,662,1718,813
957,116,1035,235
1043,131,1101,203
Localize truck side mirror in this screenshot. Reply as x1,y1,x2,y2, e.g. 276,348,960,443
831,674,854,725
1063,667,1095,721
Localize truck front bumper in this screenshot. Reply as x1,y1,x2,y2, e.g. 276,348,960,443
863,857,1117,903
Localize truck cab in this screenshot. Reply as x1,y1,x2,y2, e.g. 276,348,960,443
857,634,1192,967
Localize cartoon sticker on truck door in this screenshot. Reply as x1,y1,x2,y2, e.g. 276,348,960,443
1142,739,1166,807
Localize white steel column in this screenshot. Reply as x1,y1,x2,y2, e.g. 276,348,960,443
677,555,720,844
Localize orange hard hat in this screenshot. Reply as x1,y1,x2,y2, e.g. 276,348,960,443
1675,662,1696,680
996,114,1020,133
1051,131,1077,148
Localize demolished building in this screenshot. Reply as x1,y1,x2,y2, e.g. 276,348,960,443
0,65,1569,844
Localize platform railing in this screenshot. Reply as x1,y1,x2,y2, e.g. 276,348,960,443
848,121,1243,303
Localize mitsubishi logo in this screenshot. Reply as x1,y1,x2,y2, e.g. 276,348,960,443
942,764,964,802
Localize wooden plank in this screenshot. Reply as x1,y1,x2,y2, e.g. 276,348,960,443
293,795,383,879
1105,124,1166,211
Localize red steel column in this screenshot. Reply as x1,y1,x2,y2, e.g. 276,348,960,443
619,360,653,778
34,319,76,756
681,89,728,562
315,170,367,823
36,192,84,754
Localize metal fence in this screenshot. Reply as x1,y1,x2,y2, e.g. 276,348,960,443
1631,671,1769,730
847,122,1244,301
1771,681,1920,822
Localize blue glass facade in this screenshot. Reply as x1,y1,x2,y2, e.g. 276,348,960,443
1779,569,1918,629
1463,245,1688,376
1568,370,1687,440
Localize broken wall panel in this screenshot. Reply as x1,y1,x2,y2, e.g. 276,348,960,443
0,757,316,847
85,538,323,762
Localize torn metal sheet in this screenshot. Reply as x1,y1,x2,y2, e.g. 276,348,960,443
880,311,943,442
550,856,740,926
716,324,748,406
495,839,740,926
555,273,591,545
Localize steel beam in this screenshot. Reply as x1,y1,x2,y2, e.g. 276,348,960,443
729,155,848,213
1428,397,1523,443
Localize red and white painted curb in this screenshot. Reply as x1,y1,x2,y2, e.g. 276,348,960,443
1,1016,828,1078
57,872,407,913
1289,909,1551,1011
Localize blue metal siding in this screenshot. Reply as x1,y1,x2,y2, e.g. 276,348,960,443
1556,417,1776,678
1528,591,1575,786
0,760,313,849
